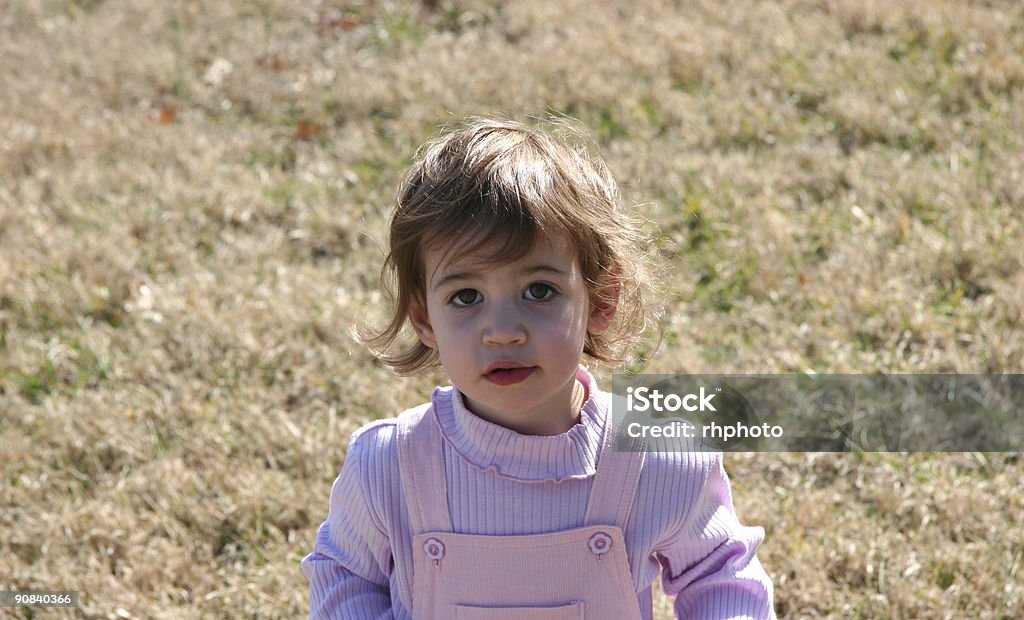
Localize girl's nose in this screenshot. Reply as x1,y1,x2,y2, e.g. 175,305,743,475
481,304,527,345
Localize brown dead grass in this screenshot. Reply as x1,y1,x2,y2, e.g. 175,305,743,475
2,0,1023,618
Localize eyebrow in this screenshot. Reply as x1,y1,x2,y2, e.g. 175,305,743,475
431,264,569,290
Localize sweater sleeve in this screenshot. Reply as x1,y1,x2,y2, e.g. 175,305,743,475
301,434,395,619
655,452,775,619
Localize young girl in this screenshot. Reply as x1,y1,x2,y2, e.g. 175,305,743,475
302,117,775,619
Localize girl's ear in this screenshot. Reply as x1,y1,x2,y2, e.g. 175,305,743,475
588,281,619,336
408,299,438,348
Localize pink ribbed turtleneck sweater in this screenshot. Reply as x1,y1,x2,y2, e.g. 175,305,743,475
302,367,775,618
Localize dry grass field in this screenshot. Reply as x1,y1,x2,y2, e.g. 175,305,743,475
2,0,1023,618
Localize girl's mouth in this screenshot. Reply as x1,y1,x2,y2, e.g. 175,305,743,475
484,366,535,386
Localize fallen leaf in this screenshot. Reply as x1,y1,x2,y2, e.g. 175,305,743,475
155,106,177,125
296,122,323,140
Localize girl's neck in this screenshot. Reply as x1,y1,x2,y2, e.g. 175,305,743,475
462,378,587,436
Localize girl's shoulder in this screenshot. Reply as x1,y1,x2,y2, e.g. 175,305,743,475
635,434,726,501
603,391,724,484
348,401,433,453
335,404,434,534
632,446,734,539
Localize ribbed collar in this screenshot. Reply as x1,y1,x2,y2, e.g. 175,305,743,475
431,366,607,483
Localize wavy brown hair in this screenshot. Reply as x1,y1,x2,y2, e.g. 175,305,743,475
365,116,657,375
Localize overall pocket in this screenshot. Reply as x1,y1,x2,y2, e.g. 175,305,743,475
454,602,585,619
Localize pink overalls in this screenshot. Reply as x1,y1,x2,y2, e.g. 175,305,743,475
396,398,648,619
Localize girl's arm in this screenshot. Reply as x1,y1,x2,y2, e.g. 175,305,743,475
301,437,394,619
655,451,776,619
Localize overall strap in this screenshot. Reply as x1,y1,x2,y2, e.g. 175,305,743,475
396,394,454,534
584,399,646,528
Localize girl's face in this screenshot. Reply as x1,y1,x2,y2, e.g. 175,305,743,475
410,234,615,435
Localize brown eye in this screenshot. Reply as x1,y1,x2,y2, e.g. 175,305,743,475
451,289,481,306
524,283,555,301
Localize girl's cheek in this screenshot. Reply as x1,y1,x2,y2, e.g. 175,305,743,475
537,304,579,326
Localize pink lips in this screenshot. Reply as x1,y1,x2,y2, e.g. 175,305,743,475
483,364,535,386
